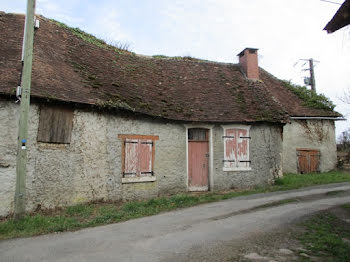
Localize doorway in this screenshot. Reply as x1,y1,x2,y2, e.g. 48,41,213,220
297,149,320,174
188,128,209,191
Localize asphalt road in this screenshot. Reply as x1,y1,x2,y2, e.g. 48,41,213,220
2,183,350,262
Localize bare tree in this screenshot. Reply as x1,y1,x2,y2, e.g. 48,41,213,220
341,87,350,104
338,128,350,151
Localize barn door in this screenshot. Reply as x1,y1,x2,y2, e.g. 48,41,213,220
188,128,209,191
297,149,320,174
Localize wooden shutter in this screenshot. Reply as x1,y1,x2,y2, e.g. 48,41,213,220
37,105,74,144
236,128,250,168
224,126,250,170
119,134,159,178
124,139,153,177
224,128,236,169
124,139,139,177
140,140,153,176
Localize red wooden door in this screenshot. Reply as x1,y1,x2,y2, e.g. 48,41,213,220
188,129,209,191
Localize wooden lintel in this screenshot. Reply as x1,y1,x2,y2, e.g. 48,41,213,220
118,134,159,140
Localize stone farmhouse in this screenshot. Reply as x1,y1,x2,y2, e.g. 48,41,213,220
0,13,341,216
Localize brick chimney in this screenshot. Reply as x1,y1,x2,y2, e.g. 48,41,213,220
237,48,259,80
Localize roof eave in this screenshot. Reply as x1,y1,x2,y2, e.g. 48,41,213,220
324,0,350,33
290,116,346,121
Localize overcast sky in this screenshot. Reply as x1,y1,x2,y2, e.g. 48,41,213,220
2,0,350,137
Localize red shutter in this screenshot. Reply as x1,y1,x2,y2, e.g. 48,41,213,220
236,128,249,168
224,128,237,169
125,139,139,177
140,140,153,176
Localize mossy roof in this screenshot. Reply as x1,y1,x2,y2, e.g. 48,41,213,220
0,13,340,123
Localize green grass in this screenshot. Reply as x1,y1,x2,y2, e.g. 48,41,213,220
298,210,350,262
1,171,349,240
272,171,350,191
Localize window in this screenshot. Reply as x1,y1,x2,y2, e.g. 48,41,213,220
118,134,159,183
223,125,251,171
37,105,74,144
188,128,208,141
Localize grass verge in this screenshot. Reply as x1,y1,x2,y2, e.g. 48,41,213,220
272,171,350,191
296,205,350,262
1,171,350,240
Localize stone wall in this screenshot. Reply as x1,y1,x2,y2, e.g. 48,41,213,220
0,99,20,217
0,99,283,217
283,119,337,173
0,100,187,216
212,123,283,191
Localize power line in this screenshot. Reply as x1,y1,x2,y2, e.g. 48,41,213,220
320,0,342,5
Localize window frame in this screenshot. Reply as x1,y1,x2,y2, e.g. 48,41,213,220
118,134,159,183
222,125,251,172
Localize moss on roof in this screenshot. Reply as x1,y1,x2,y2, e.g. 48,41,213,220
281,80,336,112
50,19,134,55
0,13,341,122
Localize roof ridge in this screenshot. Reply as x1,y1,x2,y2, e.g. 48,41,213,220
137,53,241,66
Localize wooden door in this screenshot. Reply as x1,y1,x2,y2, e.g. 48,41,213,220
297,149,320,174
309,150,320,173
297,150,309,174
188,129,209,191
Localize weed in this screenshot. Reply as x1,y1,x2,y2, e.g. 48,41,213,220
298,212,350,261
152,55,168,59
274,177,285,185
65,204,94,218
50,19,131,55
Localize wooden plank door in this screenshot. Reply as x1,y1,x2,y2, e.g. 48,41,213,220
309,150,320,173
297,150,309,174
188,129,209,191
297,149,320,174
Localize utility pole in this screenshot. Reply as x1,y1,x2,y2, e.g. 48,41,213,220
309,58,316,92
14,0,36,219
294,58,319,93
